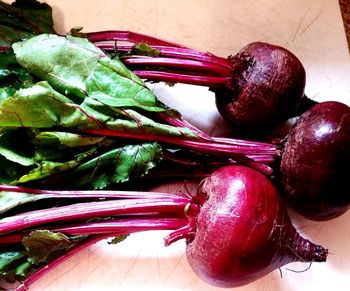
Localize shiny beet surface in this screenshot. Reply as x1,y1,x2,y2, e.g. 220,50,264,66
186,165,327,287
281,101,350,220
214,42,306,134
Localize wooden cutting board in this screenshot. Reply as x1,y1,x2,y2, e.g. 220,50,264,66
3,0,350,290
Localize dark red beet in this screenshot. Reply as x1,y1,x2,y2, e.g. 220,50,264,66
214,42,306,133
280,101,350,220
186,165,327,287
90,33,307,134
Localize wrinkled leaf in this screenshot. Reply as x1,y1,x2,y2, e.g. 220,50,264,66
0,249,27,283
0,0,55,50
22,230,82,265
130,43,161,57
0,51,34,102
12,34,167,112
0,128,35,166
33,131,105,148
0,81,100,128
0,81,197,139
16,147,98,184
0,155,31,184
0,190,41,214
0,230,84,283
108,234,129,245
69,142,163,189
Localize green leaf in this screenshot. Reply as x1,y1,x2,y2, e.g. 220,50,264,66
130,43,161,57
0,0,55,50
0,155,31,184
0,249,27,283
16,146,98,184
108,234,129,245
33,131,105,148
0,81,198,139
69,142,163,189
0,128,35,166
22,230,82,265
0,81,98,128
0,51,34,102
0,190,41,215
86,57,166,111
12,34,167,112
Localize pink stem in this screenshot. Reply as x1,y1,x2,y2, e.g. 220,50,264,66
52,217,188,236
0,197,190,234
13,217,191,290
82,128,276,174
123,55,232,76
0,184,175,199
156,112,278,149
132,70,231,87
82,128,279,156
87,30,186,48
97,43,231,70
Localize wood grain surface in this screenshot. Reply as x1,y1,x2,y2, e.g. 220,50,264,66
1,1,350,291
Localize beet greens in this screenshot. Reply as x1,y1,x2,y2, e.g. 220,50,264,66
0,33,279,189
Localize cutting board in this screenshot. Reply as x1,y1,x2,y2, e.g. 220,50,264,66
3,0,350,290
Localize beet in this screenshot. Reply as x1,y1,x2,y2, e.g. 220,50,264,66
280,101,350,220
186,165,327,287
89,32,307,134
214,42,306,133
1,166,328,289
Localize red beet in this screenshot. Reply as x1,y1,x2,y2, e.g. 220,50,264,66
185,165,327,287
280,101,350,220
89,32,307,134
214,42,306,133
1,166,328,289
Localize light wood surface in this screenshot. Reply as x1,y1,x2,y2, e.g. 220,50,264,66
2,1,350,290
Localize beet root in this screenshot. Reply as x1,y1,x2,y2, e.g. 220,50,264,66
214,42,306,134
185,165,327,287
280,101,350,221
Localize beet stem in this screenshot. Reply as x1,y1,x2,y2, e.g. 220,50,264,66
123,56,232,76
0,197,191,234
87,30,186,48
132,70,231,87
82,128,279,156
0,184,175,199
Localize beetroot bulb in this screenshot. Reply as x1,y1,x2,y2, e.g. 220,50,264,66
87,31,308,134
280,101,350,221
1,165,327,289
184,165,327,287
213,42,306,133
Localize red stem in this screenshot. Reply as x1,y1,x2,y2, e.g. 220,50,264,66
0,218,188,245
132,70,231,87
0,197,191,234
87,30,187,48
14,212,193,291
0,184,176,199
88,30,231,70
88,30,234,87
82,128,277,174
52,217,188,236
123,55,232,76
156,112,278,148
